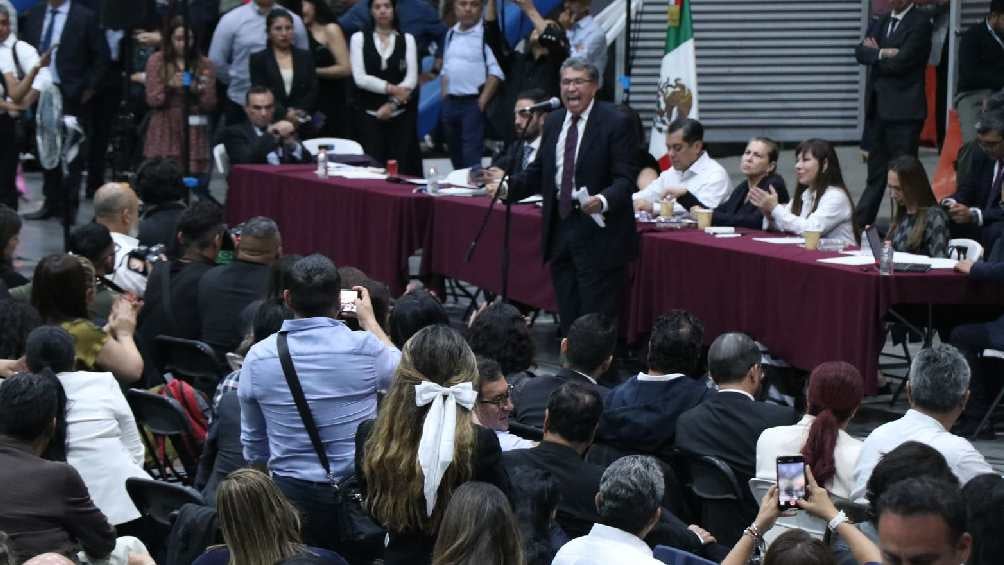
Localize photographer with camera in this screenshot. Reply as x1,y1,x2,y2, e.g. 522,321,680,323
94,183,152,297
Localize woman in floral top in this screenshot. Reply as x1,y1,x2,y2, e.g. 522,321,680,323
886,155,950,258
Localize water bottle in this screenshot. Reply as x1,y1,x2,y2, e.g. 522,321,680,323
426,166,440,194
316,147,328,179
879,240,894,276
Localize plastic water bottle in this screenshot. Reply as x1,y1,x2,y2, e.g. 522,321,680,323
879,240,894,276
316,147,328,179
426,166,440,194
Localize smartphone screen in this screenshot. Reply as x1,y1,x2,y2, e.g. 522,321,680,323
339,289,359,314
776,456,806,510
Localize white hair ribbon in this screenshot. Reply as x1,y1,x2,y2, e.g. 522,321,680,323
414,381,477,516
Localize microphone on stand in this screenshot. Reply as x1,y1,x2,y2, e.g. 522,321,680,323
517,97,562,114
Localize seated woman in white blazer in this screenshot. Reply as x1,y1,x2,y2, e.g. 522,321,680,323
25,325,151,527
749,138,858,248
756,361,864,500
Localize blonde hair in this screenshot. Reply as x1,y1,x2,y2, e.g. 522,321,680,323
216,469,306,565
362,325,479,534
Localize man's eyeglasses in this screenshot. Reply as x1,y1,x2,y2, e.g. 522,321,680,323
478,385,514,407
560,78,594,87
977,137,1004,152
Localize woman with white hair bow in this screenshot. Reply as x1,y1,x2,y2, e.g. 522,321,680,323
356,324,511,565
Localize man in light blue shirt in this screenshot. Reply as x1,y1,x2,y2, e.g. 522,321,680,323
208,0,309,124
440,0,505,169
562,0,607,85
238,254,400,551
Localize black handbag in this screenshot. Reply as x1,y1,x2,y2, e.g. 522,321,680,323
276,332,386,545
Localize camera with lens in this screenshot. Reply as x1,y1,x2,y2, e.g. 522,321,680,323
126,244,167,276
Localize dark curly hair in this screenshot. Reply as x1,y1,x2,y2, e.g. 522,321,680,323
134,157,186,207
0,299,42,359
467,302,535,376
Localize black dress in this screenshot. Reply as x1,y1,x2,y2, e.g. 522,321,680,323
308,31,351,139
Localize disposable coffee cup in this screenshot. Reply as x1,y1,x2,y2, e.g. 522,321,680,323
659,199,676,218
695,208,712,230
804,230,822,250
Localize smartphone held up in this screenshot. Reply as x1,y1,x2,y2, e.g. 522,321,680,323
776,455,806,510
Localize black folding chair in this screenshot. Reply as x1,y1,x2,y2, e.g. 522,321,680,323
155,335,227,399
682,454,756,547
127,389,200,484
126,477,205,527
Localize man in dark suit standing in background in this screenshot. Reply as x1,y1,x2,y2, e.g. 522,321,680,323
20,0,109,223
854,0,932,227
505,57,638,335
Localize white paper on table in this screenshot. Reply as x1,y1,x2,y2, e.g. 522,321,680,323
443,168,477,189
817,255,876,266
405,178,429,185
330,169,387,180
573,187,605,227
893,252,958,269
518,194,543,204
753,237,805,244
435,187,487,197
705,226,735,234
715,233,742,238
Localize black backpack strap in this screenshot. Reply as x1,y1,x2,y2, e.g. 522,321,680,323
277,331,335,484
11,41,26,80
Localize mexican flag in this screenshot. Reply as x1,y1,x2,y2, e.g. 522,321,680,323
649,0,699,169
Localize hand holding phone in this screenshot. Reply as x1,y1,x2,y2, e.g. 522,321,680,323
339,289,360,316
776,455,807,510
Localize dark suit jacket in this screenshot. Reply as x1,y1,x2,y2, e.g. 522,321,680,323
854,7,932,122
197,260,271,357
508,101,639,270
597,374,713,457
195,388,245,504
957,20,1004,94
674,390,797,481
220,120,312,165
0,437,116,562
512,368,609,430
951,147,1004,249
21,2,109,105
711,174,789,230
249,47,319,116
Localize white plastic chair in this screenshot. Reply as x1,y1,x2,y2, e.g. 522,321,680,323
749,478,827,543
948,238,983,261
213,144,230,176
302,137,364,156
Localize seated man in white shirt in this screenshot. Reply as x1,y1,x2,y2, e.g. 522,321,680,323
552,455,669,565
474,356,536,451
633,118,730,217
93,183,147,297
853,344,994,499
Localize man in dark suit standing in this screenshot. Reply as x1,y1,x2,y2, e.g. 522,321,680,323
220,86,312,165
512,312,614,429
20,0,109,222
504,57,638,334
854,0,932,227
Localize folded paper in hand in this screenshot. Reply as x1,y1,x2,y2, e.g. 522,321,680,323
572,187,605,227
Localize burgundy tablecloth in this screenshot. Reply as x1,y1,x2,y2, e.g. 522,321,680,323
420,196,557,311
226,165,432,295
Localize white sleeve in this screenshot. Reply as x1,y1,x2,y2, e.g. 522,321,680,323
17,42,40,73
771,188,852,237
350,32,389,95
109,377,146,465
691,167,732,208
633,170,670,202
400,33,418,90
111,262,148,298
953,441,995,484
0,50,12,75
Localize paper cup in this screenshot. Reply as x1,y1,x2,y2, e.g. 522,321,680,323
695,209,713,230
804,230,822,250
659,199,676,218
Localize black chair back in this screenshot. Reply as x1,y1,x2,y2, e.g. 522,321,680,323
683,454,756,547
155,335,225,398
127,389,199,483
508,421,544,442
126,477,205,527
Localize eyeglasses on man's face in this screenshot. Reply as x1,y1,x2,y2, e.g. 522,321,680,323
478,384,514,407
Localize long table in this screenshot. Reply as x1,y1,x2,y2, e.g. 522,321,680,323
226,166,1004,393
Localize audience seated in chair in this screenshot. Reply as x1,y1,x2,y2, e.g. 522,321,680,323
474,356,536,451
508,465,567,565
511,313,614,429
710,137,789,230
431,482,523,565
220,86,313,165
93,183,148,298
388,288,449,349
64,223,119,323
942,109,1004,251
853,344,993,498
0,298,41,363
597,310,713,457
193,469,347,565
756,361,863,499
468,301,540,392
961,473,1004,565
198,216,282,360
0,373,116,562
873,477,972,565
357,325,508,565
24,326,150,530
133,158,189,254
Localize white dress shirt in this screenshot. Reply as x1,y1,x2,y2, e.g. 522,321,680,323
441,20,504,95
756,414,862,500
349,31,417,118
633,151,731,214
636,371,685,382
553,100,609,212
495,429,536,451
0,34,40,97
108,231,147,297
58,370,150,525
552,523,663,565
567,14,608,79
852,409,995,499
769,186,855,246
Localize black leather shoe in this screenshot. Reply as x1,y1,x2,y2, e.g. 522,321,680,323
22,206,56,220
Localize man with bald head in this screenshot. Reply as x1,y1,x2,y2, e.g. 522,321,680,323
198,216,282,359
93,183,146,296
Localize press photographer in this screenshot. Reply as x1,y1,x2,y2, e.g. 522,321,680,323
94,183,151,297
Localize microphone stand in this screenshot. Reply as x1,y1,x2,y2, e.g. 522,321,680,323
465,113,535,301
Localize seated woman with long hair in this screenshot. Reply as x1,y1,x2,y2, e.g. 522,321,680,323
357,325,510,565
886,155,950,258
431,481,524,565
30,255,143,384
749,138,857,247
194,469,347,565
755,361,864,499
24,325,150,529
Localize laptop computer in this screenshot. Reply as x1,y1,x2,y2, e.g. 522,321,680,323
864,226,931,273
